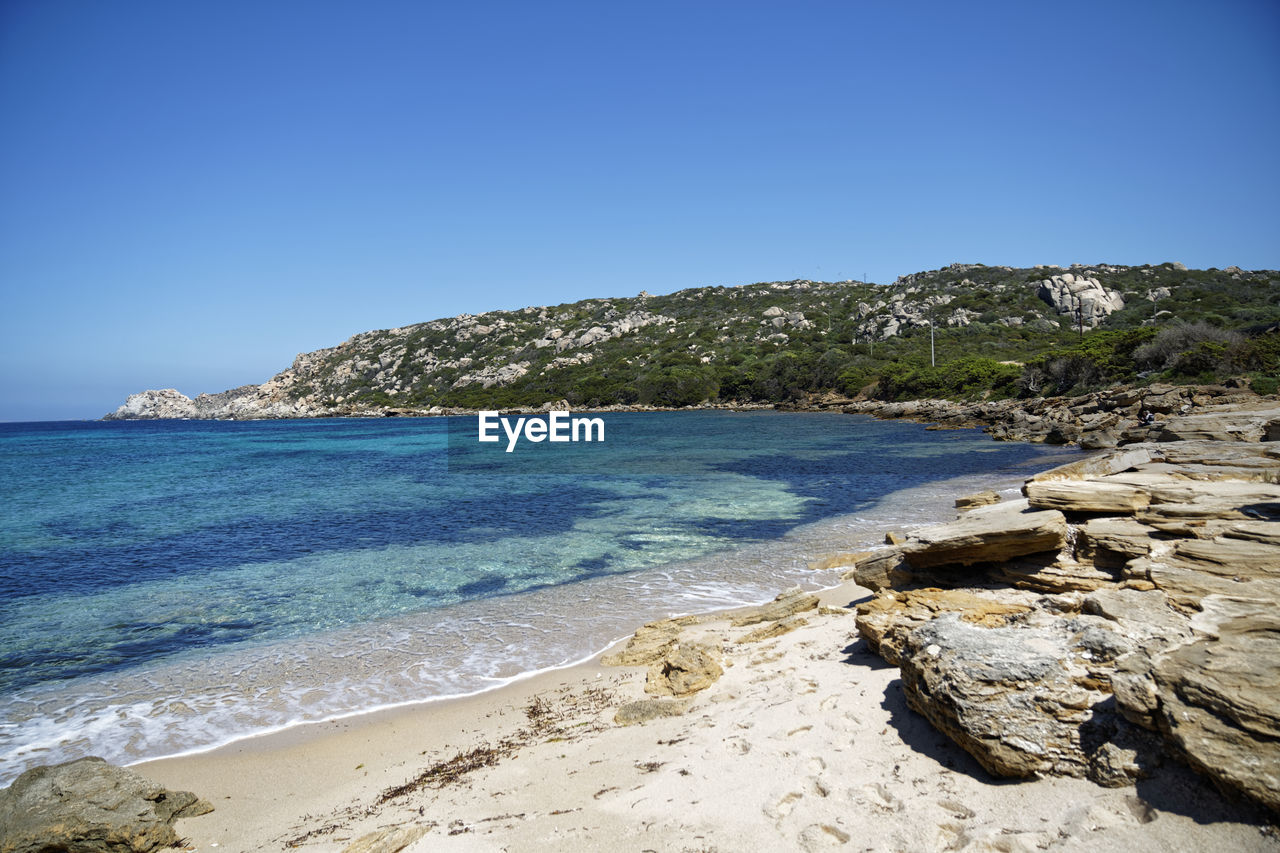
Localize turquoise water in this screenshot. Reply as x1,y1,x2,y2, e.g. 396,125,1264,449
0,413,1079,782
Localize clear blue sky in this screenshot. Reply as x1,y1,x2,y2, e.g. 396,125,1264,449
2,0,1277,421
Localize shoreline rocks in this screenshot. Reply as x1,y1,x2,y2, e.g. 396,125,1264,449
0,757,212,853
852,439,1280,814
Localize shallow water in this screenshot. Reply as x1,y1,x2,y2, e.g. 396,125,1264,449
0,412,1080,782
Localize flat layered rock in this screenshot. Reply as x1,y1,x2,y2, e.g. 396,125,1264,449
734,614,808,644
1025,479,1151,513
1077,517,1163,567
1152,606,1280,812
1143,481,1280,520
342,826,431,853
1133,555,1280,611
900,499,1067,568
728,587,819,627
995,556,1120,593
1156,403,1280,442
806,551,872,571
1026,447,1152,483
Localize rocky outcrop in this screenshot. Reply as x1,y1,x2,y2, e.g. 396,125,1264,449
843,385,1280,450
853,441,1280,813
605,588,822,698
0,756,212,853
1036,273,1125,328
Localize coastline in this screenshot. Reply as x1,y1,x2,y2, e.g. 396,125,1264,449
128,439,1280,852
136,576,1275,853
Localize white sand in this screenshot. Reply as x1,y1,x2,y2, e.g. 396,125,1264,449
138,582,1277,853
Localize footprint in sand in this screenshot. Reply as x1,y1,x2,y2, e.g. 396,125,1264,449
764,790,804,821
936,797,975,820
798,823,851,850
859,782,902,812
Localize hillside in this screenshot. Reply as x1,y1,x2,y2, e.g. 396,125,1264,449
105,262,1280,419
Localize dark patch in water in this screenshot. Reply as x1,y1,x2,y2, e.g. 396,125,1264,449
455,574,509,597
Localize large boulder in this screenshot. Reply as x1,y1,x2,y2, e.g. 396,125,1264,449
896,613,1152,785
0,757,212,853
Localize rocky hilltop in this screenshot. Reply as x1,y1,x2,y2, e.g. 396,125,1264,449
105,262,1280,419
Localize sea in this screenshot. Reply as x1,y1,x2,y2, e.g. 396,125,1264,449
0,411,1081,784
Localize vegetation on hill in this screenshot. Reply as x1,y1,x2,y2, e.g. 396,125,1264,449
277,263,1280,411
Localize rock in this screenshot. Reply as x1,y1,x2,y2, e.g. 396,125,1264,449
1077,518,1163,568
806,551,872,571
601,619,686,667
995,555,1120,593
728,587,819,627
103,388,198,420
896,613,1146,782
884,531,907,545
1026,447,1153,484
1024,480,1151,513
1139,481,1280,521
1150,605,1280,812
899,499,1068,568
1138,555,1280,611
855,588,1036,666
1156,403,1280,442
955,490,1000,511
735,615,808,644
0,757,212,853
645,643,724,697
845,549,914,591
1036,275,1126,328
342,825,432,853
614,698,689,726
1079,426,1121,449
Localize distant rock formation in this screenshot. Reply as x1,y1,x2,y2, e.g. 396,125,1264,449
0,756,212,853
1036,273,1126,329
851,439,1280,812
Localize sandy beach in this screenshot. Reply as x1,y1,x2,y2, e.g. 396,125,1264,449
137,575,1277,853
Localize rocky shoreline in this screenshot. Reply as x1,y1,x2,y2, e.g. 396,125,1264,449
848,437,1279,815
105,382,1279,455
835,383,1280,447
